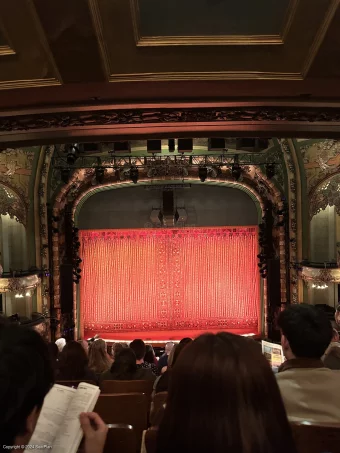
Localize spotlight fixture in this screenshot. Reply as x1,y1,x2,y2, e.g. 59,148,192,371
66,144,80,165
265,164,275,179
95,167,105,184
61,168,71,184
231,156,242,181
198,166,208,182
130,167,139,184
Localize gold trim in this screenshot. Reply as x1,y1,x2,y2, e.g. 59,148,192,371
302,0,340,77
109,71,303,82
130,0,299,47
0,78,61,90
0,45,15,56
88,0,112,80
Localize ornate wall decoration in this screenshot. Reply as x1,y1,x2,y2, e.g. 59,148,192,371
0,184,27,225
279,139,298,303
2,106,340,134
0,274,40,293
301,266,339,284
310,174,340,218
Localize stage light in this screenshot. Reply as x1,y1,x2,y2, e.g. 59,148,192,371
61,168,70,184
198,166,208,182
95,167,105,184
130,167,139,184
265,164,275,179
66,144,80,165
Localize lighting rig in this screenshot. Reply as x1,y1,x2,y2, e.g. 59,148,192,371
52,146,279,184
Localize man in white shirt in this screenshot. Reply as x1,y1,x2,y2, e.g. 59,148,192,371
276,303,340,423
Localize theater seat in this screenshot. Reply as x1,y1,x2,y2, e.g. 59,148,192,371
104,424,136,453
144,428,158,453
101,379,154,396
150,392,167,426
291,421,340,453
94,393,149,450
55,380,96,388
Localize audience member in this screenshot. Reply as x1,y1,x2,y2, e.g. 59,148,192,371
78,339,89,354
323,328,340,370
130,339,156,374
0,320,107,452
101,348,156,382
277,303,340,422
154,339,192,394
334,304,340,329
55,337,66,352
179,337,192,345
160,343,177,374
56,340,98,383
88,339,112,375
156,332,297,453
144,344,159,375
47,341,59,370
157,342,175,372
112,342,124,360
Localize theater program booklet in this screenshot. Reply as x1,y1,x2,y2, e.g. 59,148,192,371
25,382,100,453
261,340,284,371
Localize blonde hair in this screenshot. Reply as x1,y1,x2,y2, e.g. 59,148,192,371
88,339,112,374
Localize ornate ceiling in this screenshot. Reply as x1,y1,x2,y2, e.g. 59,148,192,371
0,0,340,145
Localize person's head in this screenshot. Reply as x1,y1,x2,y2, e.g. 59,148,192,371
88,339,111,374
171,339,193,368
167,344,177,368
55,337,66,352
57,340,89,380
112,343,124,360
77,339,89,354
129,339,146,362
179,337,192,345
110,348,137,379
0,323,54,447
335,305,340,326
277,303,333,360
156,332,296,453
165,342,175,355
144,344,156,364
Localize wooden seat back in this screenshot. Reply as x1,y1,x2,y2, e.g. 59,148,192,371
94,393,148,450
104,424,136,453
55,380,96,388
145,428,158,453
291,421,340,453
101,379,154,396
150,392,167,426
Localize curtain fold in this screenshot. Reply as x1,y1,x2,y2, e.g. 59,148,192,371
80,227,260,338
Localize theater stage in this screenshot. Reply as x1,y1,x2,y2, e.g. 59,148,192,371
79,227,260,341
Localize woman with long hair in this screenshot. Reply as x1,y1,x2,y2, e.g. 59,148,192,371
101,348,155,382
156,333,297,453
88,339,112,374
56,340,97,383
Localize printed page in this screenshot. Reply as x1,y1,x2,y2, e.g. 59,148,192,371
25,384,76,453
53,382,100,453
262,340,284,371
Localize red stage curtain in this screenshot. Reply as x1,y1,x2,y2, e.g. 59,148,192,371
80,227,260,339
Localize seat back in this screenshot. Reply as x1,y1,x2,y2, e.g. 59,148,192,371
291,421,340,453
101,379,154,396
94,393,148,451
150,392,167,426
55,380,96,388
145,428,158,453
104,424,136,453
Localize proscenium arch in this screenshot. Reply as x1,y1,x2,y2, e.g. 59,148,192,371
52,173,285,339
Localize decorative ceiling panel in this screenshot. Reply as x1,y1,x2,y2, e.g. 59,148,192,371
0,0,61,89
133,0,292,45
89,0,338,81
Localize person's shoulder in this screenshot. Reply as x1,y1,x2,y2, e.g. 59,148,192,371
136,367,156,381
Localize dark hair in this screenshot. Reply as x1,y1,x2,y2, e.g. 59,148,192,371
144,344,156,364
277,303,333,359
47,342,59,368
57,341,89,380
171,339,192,368
129,339,146,360
179,337,192,345
109,348,137,380
156,333,296,453
0,323,54,446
